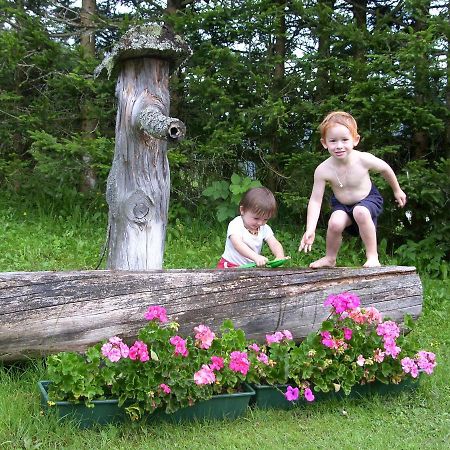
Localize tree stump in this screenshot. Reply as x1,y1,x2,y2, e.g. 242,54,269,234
95,25,191,270
0,266,422,361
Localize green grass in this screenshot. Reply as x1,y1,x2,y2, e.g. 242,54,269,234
0,193,449,449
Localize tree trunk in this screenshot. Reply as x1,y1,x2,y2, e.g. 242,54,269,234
106,57,185,270
0,266,422,361
412,1,430,160
80,0,97,191
315,0,335,103
352,0,367,82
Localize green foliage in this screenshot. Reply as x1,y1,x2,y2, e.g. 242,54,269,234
46,312,250,419
389,159,450,278
202,173,262,221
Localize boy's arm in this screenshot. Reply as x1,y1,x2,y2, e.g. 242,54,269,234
229,235,268,266
265,235,285,260
363,153,407,207
299,168,326,253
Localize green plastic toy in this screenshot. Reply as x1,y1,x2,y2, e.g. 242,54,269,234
238,257,290,269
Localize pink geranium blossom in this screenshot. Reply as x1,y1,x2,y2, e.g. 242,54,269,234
324,292,361,314
194,364,216,385
356,354,366,366
416,351,437,375
373,348,385,363
248,343,260,352
210,356,224,371
169,335,189,357
194,324,215,349
285,386,299,401
160,383,171,394
304,388,315,402
101,336,129,362
144,305,168,323
229,351,250,376
343,328,353,340
266,331,284,344
257,353,269,365
282,330,293,340
128,340,150,362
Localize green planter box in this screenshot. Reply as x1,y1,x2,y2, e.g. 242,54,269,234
251,378,420,410
251,384,331,410
38,381,255,428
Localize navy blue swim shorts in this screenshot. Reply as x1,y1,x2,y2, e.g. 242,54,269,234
330,184,384,236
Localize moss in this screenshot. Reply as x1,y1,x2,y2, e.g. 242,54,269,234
94,24,191,79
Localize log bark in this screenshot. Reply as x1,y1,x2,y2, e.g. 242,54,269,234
0,266,422,361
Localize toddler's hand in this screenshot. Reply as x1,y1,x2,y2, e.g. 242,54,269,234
254,255,268,267
395,189,407,208
299,231,315,253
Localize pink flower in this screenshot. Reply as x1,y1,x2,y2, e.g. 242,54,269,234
343,328,353,340
285,386,299,401
194,324,215,349
229,351,250,376
144,305,168,323
257,353,269,365
248,343,260,352
324,292,360,314
364,306,382,324
194,364,216,385
128,340,150,362
376,321,400,340
282,330,293,340
383,338,401,358
210,356,224,371
304,388,315,402
266,331,284,344
401,357,417,376
356,354,366,366
373,348,385,363
416,351,437,375
321,331,335,348
160,383,171,394
169,335,189,357
101,336,129,362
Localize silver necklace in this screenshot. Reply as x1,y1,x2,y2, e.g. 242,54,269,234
334,168,347,188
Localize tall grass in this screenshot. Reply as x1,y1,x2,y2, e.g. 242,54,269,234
0,193,448,449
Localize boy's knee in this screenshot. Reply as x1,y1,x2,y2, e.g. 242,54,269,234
328,215,347,233
353,206,371,224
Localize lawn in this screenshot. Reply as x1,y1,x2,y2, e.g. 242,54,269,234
0,194,448,449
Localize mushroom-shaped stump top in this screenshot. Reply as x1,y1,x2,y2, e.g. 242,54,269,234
98,25,191,270
95,24,191,78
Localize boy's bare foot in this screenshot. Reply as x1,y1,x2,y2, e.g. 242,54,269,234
309,257,336,268
363,258,381,267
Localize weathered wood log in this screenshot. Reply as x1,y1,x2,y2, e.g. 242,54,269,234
0,266,422,361
95,25,191,270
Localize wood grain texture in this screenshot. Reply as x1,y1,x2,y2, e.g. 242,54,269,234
0,266,422,360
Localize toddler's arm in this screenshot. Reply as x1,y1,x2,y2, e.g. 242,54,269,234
229,234,268,266
299,170,326,253
266,235,285,260
363,153,407,207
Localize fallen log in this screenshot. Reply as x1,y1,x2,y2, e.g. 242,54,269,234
0,266,422,361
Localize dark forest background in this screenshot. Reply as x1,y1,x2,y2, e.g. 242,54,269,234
0,0,448,276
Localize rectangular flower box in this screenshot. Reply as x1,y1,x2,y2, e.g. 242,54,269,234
251,378,420,410
38,381,255,428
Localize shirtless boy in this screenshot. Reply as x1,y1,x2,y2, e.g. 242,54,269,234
299,111,407,268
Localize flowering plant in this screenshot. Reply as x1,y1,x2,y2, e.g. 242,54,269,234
246,330,295,386
47,306,250,419
286,293,436,401
46,293,437,416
